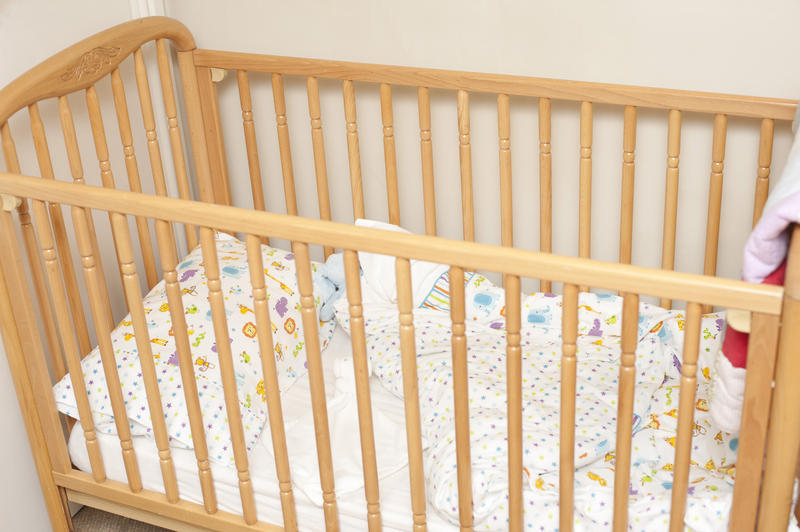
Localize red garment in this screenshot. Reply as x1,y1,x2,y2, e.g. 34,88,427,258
722,260,787,368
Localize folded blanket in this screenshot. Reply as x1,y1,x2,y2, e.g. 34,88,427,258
710,123,800,433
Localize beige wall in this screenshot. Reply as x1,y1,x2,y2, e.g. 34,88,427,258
167,0,798,286
0,1,130,529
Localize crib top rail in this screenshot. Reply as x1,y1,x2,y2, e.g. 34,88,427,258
0,171,783,315
193,50,797,120
0,17,195,125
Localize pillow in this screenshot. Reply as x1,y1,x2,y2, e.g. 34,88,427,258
53,233,336,465
354,219,448,307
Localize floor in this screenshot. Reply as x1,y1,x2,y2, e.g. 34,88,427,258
72,507,170,531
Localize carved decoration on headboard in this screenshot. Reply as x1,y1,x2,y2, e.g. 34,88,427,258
60,46,121,82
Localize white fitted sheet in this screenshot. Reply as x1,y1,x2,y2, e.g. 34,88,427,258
68,324,454,531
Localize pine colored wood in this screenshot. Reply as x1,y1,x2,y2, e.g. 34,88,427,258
668,302,702,532
380,83,401,225
177,50,215,205
396,257,428,531
753,118,774,227
57,471,280,532
560,283,579,532
619,106,637,266
71,205,142,493
1,172,784,316
457,90,475,242
449,266,473,531
237,71,268,241
758,226,800,532
343,79,365,220
660,110,682,309
28,103,93,356
703,114,727,313
133,49,169,198
110,68,158,288
292,241,339,531
498,94,513,248
418,87,436,236
198,227,257,524
26,197,103,479
153,220,217,513
729,312,780,532
156,39,197,248
58,95,115,328
0,236,72,532
612,293,639,532
505,273,523,532
579,102,593,292
245,235,297,530
306,76,334,258
271,74,299,216
343,249,382,531
538,97,552,293
196,66,232,206
1,122,64,378
194,50,797,120
0,17,196,126
109,212,178,503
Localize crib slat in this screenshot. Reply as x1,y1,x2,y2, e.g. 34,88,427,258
668,302,702,532
237,71,268,225
306,76,334,258
498,94,513,248
457,90,475,242
199,228,257,523
418,87,437,236
619,105,637,266
59,95,114,328
153,221,217,513
539,97,552,293
579,102,593,291
156,39,197,249
27,197,105,481
343,79,365,220
133,49,170,198
270,73,299,216
703,114,727,311
730,313,780,532
110,68,158,288
197,66,232,206
505,273,523,532
343,249,382,530
560,283,579,532
293,241,340,530
245,235,297,529
1,122,63,378
109,212,178,502
72,205,142,492
753,118,774,227
396,257,428,531
28,103,94,356
660,110,682,309
381,83,401,225
449,266,473,530
612,293,639,532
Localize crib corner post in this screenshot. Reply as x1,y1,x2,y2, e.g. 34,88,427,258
758,224,800,531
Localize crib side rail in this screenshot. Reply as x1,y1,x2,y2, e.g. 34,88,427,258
0,171,790,532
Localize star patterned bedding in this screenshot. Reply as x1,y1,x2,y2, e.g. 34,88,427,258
53,233,336,466
333,240,742,530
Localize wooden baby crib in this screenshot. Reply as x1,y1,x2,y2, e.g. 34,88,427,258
0,15,799,532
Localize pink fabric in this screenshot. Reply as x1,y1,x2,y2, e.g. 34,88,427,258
742,190,800,283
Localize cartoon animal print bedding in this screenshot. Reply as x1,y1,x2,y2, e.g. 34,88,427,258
53,233,336,466
334,267,744,531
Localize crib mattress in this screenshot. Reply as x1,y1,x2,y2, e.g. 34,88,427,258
69,320,757,532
